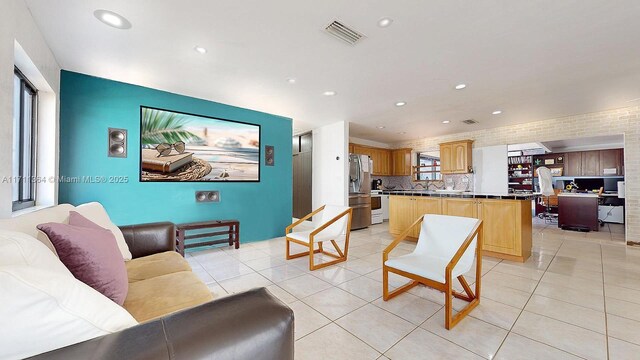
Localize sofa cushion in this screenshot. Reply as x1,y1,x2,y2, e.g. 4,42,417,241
125,251,192,283
124,271,214,322
75,202,133,260
0,230,137,359
37,214,129,305
0,203,75,255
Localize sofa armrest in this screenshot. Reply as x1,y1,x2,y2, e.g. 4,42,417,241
28,288,295,360
119,222,176,259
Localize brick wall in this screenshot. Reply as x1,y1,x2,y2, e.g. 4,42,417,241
393,106,640,244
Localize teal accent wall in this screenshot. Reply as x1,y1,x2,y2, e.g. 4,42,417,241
59,71,292,242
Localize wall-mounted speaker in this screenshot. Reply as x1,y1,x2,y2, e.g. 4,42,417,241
108,128,127,158
195,191,220,203
265,145,275,166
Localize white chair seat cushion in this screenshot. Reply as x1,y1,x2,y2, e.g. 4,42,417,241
287,230,340,243
385,253,467,284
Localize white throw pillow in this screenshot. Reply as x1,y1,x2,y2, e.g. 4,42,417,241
0,231,138,359
75,202,133,260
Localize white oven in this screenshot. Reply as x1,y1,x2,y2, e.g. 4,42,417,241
371,191,383,224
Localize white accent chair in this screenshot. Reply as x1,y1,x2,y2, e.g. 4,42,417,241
383,214,483,329
285,205,353,271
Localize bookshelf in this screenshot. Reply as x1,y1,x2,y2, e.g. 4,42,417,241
508,155,533,193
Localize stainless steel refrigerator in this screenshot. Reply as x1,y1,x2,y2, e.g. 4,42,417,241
349,154,372,229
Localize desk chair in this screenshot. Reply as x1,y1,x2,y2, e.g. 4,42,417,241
537,167,558,223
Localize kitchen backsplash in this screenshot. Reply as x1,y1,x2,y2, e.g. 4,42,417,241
378,174,474,191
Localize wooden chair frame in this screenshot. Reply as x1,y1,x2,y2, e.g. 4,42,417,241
285,205,353,271
382,216,483,329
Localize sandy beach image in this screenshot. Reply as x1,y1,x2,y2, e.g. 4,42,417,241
141,107,259,181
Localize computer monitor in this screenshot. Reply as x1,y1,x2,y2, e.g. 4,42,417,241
574,178,604,192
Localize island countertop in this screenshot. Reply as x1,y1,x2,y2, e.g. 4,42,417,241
381,190,535,200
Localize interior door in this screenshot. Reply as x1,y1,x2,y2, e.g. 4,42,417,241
292,133,312,219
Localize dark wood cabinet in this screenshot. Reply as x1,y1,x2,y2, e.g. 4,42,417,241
564,152,582,176
581,151,600,176
599,149,622,176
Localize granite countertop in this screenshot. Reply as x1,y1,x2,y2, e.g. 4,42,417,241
381,190,535,200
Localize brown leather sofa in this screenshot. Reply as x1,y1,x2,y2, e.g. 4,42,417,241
29,222,294,360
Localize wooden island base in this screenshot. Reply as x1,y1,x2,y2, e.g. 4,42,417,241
389,195,532,262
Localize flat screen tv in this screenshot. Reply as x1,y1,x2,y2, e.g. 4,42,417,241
140,106,260,182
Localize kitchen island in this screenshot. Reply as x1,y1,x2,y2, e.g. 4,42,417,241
385,191,533,262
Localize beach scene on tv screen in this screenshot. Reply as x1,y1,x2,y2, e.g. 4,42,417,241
140,107,259,181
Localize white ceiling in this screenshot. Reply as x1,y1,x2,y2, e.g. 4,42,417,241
25,0,640,143
541,134,624,152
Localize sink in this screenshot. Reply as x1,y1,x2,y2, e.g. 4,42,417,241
435,189,465,194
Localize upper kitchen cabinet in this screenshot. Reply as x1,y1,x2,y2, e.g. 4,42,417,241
440,140,473,174
564,151,582,176
581,150,600,176
350,144,392,176
391,149,412,176
599,148,623,176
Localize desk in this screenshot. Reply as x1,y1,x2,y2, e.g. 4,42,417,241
558,194,599,231
176,220,240,255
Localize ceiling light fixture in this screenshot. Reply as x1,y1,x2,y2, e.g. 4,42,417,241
454,84,467,90
398,131,406,135
323,91,336,96
492,110,502,115
442,120,450,124
93,10,132,29
377,126,386,129
378,17,394,27
395,101,406,107
194,46,207,54
287,78,296,84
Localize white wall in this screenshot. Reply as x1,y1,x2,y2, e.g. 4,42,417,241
0,0,60,217
312,121,349,209
473,145,509,194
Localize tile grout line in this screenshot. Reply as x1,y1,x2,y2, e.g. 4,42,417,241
601,241,611,360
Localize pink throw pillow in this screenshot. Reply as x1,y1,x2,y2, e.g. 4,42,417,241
37,211,128,305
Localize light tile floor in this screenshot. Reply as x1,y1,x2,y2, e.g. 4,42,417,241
186,220,638,360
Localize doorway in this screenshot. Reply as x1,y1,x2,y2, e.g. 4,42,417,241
292,132,312,219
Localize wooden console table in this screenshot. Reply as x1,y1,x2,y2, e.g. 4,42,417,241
176,220,240,256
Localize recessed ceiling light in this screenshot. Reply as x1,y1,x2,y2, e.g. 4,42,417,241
492,110,502,115
627,97,640,102
287,78,296,84
442,120,451,124
395,101,406,107
377,126,386,129
323,91,336,96
93,10,132,29
454,84,467,90
194,46,207,54
378,17,394,27
398,131,406,135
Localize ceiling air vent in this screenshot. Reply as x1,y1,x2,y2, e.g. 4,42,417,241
325,20,365,45
462,119,478,125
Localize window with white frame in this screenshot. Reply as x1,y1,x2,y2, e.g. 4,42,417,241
12,67,38,211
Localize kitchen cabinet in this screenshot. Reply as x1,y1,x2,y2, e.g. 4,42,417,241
441,198,477,218
599,149,623,176
390,195,532,262
391,149,412,176
440,140,473,174
581,150,600,176
389,196,441,238
350,143,402,176
564,151,582,176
